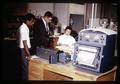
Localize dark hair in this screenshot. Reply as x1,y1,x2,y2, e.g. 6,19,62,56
44,11,53,17
51,16,58,25
65,26,72,31
24,13,35,22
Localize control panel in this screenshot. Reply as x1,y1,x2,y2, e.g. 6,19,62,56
78,30,107,46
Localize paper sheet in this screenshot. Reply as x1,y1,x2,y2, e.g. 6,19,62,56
77,51,96,67
31,55,39,60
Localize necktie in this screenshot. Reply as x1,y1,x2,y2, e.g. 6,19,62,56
46,23,49,34
46,23,49,32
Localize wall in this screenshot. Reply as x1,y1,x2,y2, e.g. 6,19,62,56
27,3,70,33
54,3,85,33
27,3,54,16
69,3,85,15
54,3,69,33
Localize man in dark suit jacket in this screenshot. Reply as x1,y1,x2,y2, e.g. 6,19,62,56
32,11,53,54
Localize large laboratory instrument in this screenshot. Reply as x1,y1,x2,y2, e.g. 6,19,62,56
73,28,117,73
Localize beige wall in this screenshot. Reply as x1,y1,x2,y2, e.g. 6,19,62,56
27,3,54,16
69,3,85,15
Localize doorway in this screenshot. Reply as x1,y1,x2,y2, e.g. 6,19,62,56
69,14,84,33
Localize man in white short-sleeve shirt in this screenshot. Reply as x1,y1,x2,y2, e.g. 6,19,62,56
19,23,31,49
17,13,35,80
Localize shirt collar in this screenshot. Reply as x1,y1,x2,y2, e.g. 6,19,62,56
22,22,29,30
42,17,47,26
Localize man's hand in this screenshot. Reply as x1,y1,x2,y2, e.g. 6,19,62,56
26,56,32,61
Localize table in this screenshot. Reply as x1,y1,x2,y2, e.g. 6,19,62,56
29,56,117,81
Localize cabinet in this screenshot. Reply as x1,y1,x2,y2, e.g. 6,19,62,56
29,58,48,80
44,69,72,80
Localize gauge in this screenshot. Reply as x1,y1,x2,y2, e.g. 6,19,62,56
85,35,90,41
93,35,99,42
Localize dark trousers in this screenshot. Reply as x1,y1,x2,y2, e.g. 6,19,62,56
20,48,29,80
